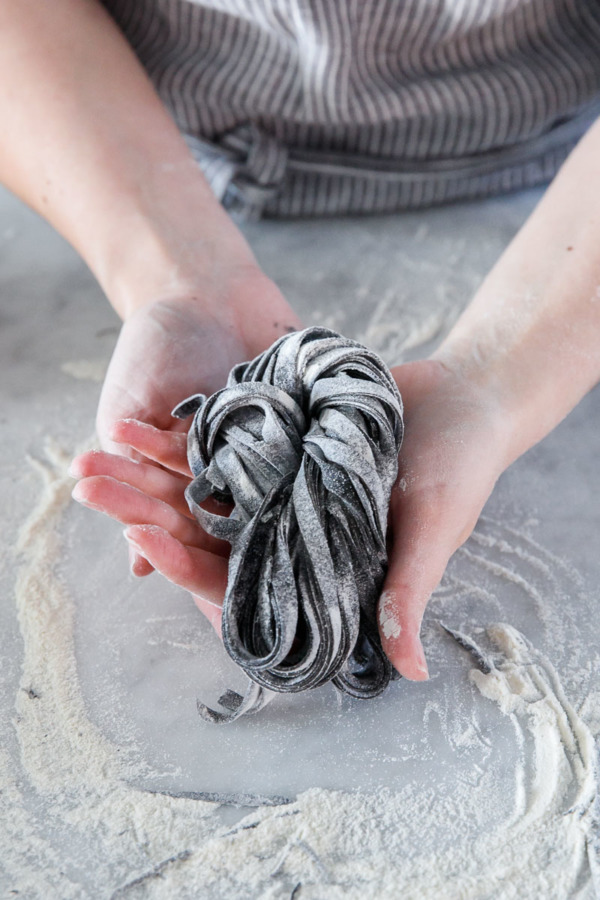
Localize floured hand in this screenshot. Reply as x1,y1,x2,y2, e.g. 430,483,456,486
379,358,509,681
71,422,228,633
95,269,302,575
76,347,512,687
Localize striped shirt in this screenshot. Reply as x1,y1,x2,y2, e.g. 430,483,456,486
102,0,600,218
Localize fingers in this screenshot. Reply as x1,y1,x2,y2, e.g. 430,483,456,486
72,475,228,558
109,419,191,476
70,450,193,519
71,447,194,577
128,543,155,577
193,596,224,635
124,525,225,635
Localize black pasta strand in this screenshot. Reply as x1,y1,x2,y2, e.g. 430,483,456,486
172,327,404,722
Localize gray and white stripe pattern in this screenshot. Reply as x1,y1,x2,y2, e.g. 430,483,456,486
172,327,403,722
101,0,600,214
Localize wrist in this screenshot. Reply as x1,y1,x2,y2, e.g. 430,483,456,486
94,186,259,321
432,324,583,472
426,348,522,470
107,259,303,367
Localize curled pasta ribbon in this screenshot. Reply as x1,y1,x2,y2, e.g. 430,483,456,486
173,327,404,722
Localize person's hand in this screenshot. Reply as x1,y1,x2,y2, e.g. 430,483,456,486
71,423,229,632
377,358,510,680
92,264,302,575
97,267,302,454
73,351,512,685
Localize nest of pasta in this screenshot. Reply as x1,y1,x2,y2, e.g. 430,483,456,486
173,327,403,722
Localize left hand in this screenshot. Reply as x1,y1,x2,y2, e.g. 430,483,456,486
378,358,509,680
96,271,300,456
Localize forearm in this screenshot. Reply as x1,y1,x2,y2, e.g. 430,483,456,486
0,0,258,319
436,116,600,465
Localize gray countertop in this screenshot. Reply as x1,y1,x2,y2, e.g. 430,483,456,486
1,184,598,896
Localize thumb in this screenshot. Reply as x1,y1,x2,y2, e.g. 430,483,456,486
378,491,471,681
378,585,432,682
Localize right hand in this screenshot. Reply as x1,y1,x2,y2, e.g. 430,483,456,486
71,423,229,634
96,266,302,456
75,266,302,576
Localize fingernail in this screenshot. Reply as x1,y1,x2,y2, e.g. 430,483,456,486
71,483,91,505
109,418,132,437
414,638,430,680
67,461,78,478
128,544,141,575
123,528,142,551
127,544,150,577
108,424,123,441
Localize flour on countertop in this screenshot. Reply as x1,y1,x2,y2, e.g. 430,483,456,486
1,441,599,899
61,359,108,383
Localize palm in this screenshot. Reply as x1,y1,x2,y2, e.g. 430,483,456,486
96,267,301,452
96,298,249,454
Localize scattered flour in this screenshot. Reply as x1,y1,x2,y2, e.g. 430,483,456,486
0,443,599,898
378,590,402,640
61,359,108,383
